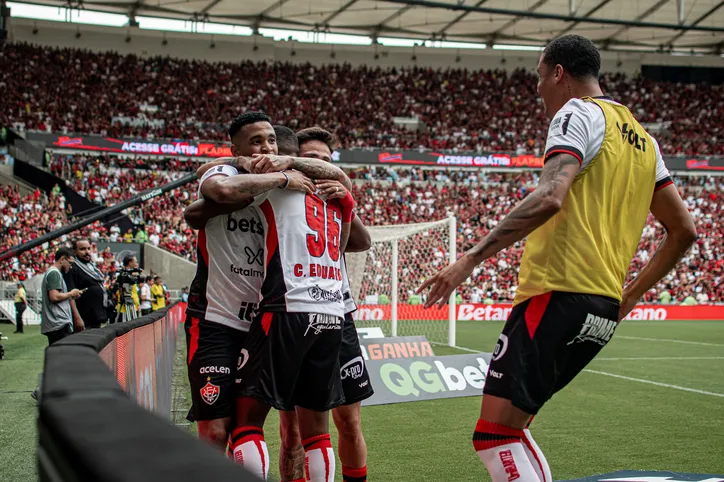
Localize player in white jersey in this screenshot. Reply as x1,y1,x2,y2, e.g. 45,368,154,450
184,112,335,452
231,146,357,482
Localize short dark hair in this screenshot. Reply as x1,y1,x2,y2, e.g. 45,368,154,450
296,127,338,152
122,255,136,267
542,35,600,80
139,275,147,283
72,237,89,250
228,111,272,139
273,125,299,156
55,247,74,262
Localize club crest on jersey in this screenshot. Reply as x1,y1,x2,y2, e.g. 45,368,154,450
568,313,617,346
200,377,220,405
308,285,342,303
304,313,342,336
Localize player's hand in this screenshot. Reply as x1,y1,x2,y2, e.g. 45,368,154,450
417,254,477,309
315,180,347,199
284,171,315,194
250,154,293,174
617,294,637,322
69,289,83,299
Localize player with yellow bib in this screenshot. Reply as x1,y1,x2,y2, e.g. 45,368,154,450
419,35,697,481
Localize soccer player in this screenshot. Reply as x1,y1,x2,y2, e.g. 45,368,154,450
418,35,696,481
231,149,357,482
184,112,316,451
296,127,373,482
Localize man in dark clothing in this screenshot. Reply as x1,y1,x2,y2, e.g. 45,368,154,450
64,238,109,329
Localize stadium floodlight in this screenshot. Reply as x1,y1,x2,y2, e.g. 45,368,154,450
378,37,424,47
8,2,128,27
259,28,372,45
424,40,487,49
492,44,544,51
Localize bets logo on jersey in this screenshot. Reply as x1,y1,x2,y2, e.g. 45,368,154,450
226,215,264,235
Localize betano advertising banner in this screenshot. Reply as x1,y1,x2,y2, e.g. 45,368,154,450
353,304,724,322
362,353,493,407
26,132,722,171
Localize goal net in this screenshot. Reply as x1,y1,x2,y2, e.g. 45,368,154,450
345,217,457,346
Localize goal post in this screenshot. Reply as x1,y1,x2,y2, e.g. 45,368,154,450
345,216,457,347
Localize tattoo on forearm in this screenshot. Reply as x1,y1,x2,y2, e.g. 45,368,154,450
291,158,352,189
468,155,579,260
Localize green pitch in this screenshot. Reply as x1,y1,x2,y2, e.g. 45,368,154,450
2,320,723,481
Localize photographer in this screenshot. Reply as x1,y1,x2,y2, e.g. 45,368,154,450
113,255,141,322
64,238,110,330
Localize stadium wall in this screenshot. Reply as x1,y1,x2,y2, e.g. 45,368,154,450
38,303,260,482
143,243,196,290
8,18,724,75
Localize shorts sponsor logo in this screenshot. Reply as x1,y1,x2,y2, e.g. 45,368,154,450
305,313,342,336
341,356,365,380
199,366,231,375
488,369,503,379
230,263,263,278
200,378,220,405
569,313,617,346
308,285,343,303
493,334,508,361
499,449,521,481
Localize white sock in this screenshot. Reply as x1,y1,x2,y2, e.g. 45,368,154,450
303,434,335,482
522,428,552,482
231,426,270,480
473,419,541,482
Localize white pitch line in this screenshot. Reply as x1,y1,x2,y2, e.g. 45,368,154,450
583,369,724,398
596,356,724,361
616,335,724,347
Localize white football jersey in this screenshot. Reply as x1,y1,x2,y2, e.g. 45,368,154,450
187,165,264,332
255,188,345,317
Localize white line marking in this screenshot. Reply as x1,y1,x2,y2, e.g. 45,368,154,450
596,356,724,361
583,369,724,398
429,342,482,353
616,335,724,347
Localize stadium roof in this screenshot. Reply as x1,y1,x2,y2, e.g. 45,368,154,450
11,0,724,52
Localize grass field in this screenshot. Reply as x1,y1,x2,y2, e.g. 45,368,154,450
2,319,723,481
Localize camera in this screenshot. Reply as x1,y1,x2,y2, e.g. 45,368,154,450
113,267,142,305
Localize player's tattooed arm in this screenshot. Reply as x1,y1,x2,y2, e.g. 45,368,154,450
466,153,580,263
417,153,579,309
201,171,315,204
195,157,253,178
250,155,353,191
183,199,249,230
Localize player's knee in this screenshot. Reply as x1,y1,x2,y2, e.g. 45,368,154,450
333,405,362,440
198,420,229,448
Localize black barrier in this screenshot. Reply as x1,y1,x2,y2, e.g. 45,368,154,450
38,303,262,482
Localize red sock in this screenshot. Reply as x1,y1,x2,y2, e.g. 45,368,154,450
231,426,269,480
342,465,367,482
303,434,335,482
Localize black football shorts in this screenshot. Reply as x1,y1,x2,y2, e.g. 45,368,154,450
339,313,374,405
483,291,620,415
185,313,248,421
237,311,345,412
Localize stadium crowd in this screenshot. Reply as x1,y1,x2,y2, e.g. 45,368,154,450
3,154,720,305
2,43,722,156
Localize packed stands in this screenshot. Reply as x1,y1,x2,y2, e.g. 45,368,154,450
13,154,718,305
2,43,722,156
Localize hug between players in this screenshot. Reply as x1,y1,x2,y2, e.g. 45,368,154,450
183,35,695,482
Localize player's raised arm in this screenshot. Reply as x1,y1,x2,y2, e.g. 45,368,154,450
183,199,249,230
201,167,315,204
250,154,352,191
196,157,252,178
417,153,580,309
345,216,371,252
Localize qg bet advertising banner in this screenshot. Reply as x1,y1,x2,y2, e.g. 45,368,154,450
26,132,722,171
362,353,493,407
